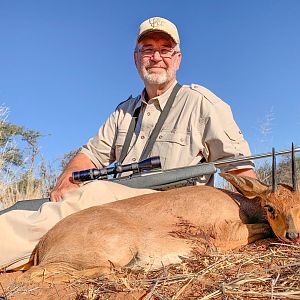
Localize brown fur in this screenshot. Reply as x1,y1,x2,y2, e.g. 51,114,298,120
19,173,300,283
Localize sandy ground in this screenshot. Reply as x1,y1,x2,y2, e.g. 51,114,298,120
0,271,145,299
0,271,82,299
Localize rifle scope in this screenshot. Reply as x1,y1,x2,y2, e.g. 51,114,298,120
72,156,161,182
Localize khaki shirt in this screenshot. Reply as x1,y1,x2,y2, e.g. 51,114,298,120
81,82,254,179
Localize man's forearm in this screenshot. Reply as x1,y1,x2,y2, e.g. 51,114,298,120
61,152,96,177
227,168,257,179
50,152,96,201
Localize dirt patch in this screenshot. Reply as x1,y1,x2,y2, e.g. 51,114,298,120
0,272,87,300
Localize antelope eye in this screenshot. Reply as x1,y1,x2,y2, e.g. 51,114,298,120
264,205,274,214
264,204,277,219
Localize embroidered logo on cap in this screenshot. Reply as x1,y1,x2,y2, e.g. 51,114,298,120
149,17,164,29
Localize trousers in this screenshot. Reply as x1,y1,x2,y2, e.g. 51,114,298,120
0,180,156,270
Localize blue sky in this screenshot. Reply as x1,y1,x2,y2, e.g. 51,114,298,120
1,0,300,169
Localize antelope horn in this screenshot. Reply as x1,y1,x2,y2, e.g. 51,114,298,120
292,143,298,192
272,147,277,192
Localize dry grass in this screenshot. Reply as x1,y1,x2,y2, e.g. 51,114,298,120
2,239,300,299
0,160,56,209
73,239,300,299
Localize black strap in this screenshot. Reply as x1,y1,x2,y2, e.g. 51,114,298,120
140,83,182,161
119,104,141,164
119,83,182,164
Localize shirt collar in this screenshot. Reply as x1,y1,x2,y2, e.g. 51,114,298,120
132,94,143,113
139,80,178,111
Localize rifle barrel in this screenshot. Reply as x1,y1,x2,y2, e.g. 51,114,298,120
214,147,300,168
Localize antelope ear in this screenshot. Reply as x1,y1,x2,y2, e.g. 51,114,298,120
220,173,269,199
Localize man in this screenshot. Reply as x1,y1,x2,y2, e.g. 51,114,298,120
51,16,255,201
0,17,255,270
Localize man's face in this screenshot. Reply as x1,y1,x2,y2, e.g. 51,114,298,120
134,32,182,86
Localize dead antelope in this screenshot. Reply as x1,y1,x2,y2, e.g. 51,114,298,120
19,169,300,283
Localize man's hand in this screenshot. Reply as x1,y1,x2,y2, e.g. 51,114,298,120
50,173,80,202
50,153,96,202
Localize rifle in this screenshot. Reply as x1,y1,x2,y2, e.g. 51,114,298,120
73,145,300,189
1,146,299,215
73,156,216,190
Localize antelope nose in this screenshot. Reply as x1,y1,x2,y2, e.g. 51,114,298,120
285,231,300,241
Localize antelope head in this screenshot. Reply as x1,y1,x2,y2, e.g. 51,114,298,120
221,173,300,244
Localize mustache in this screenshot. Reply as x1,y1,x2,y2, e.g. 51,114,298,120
144,62,166,69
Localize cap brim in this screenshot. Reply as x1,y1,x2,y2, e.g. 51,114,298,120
137,29,176,43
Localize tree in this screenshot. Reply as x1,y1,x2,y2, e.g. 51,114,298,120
257,155,300,187
0,106,54,206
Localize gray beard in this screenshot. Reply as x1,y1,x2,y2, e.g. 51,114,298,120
141,71,169,85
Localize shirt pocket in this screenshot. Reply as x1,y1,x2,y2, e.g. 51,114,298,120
154,131,190,168
224,122,243,142
156,131,188,146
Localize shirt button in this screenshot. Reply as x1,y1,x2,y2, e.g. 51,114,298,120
141,136,145,139
158,135,163,139
147,112,150,116
180,138,184,142
132,158,136,162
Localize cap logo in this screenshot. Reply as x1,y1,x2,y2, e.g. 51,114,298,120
149,17,164,29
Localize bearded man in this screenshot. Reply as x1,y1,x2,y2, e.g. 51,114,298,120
51,16,256,201
0,17,256,270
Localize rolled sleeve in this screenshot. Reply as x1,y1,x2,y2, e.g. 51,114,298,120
80,111,118,169
200,99,254,172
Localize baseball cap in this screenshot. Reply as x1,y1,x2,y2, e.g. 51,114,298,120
137,17,180,45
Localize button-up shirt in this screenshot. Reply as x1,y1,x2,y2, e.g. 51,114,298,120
81,82,254,182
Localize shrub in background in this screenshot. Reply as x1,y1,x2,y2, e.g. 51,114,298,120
0,106,56,208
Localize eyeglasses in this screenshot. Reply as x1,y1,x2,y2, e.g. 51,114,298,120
138,47,178,58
